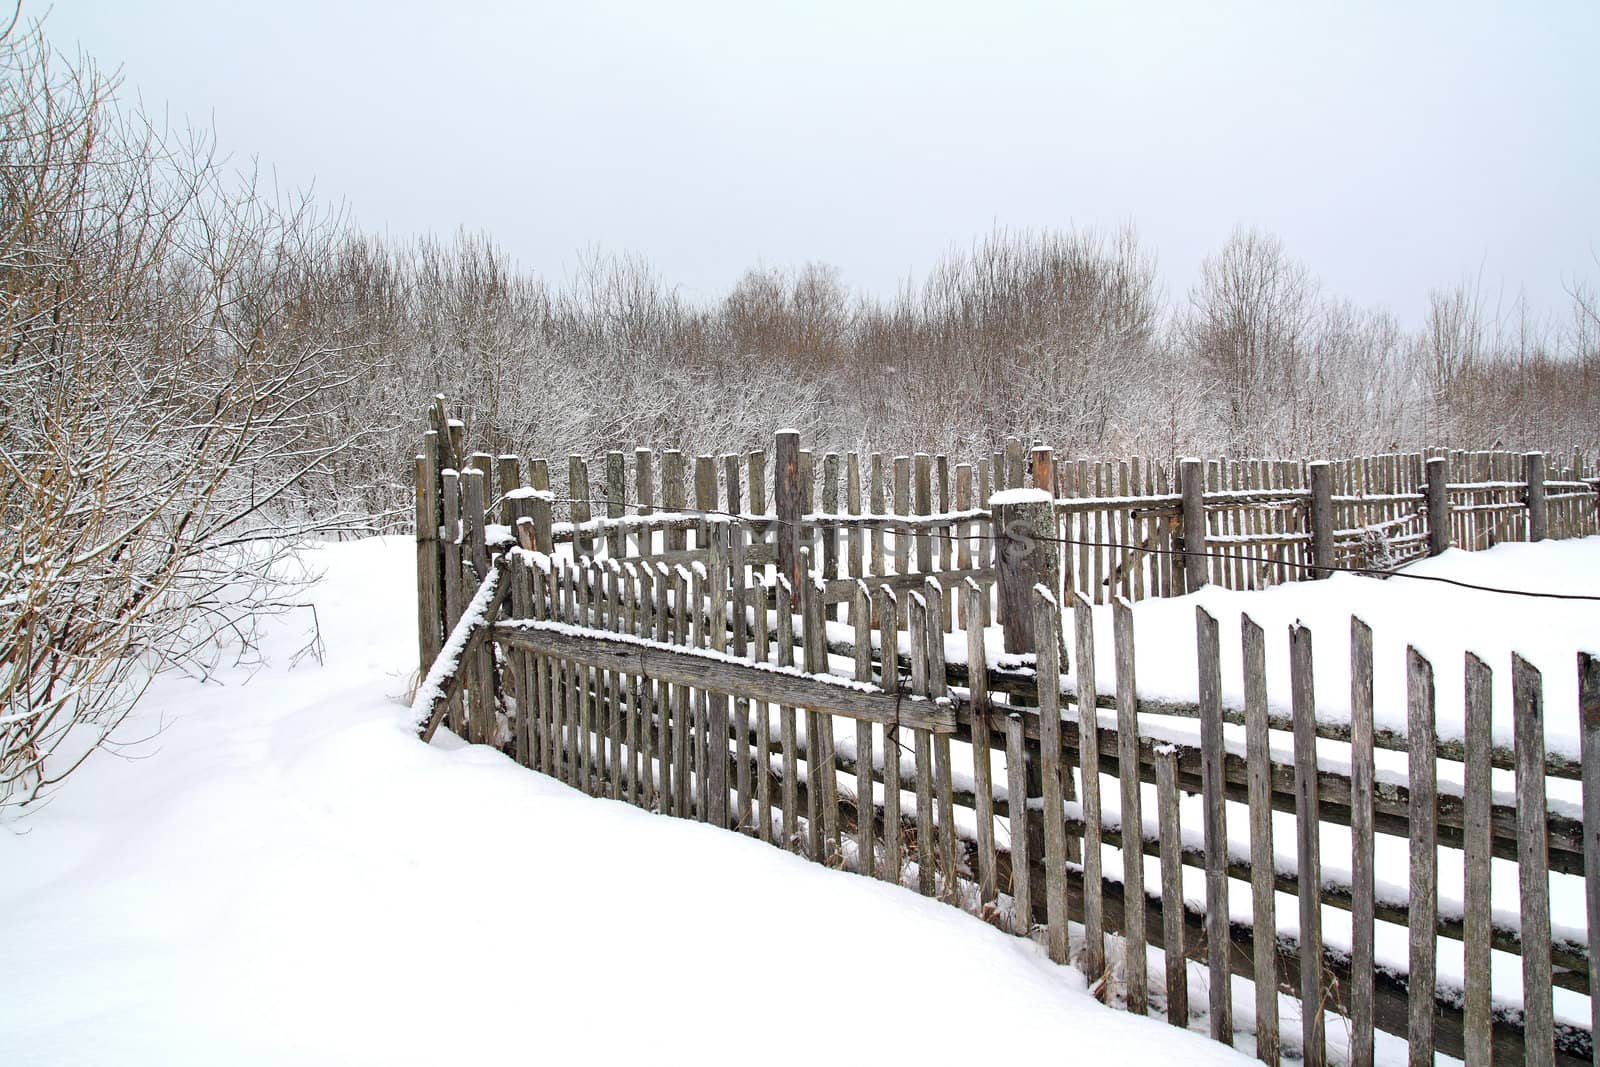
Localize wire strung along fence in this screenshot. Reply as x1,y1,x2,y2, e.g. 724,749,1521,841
410,396,1600,1067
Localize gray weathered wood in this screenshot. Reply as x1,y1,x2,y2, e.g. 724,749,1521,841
633,448,654,556
1006,712,1032,936
1155,746,1188,1028
968,579,998,907
1407,646,1438,1067
1426,456,1451,556
1291,623,1324,1067
497,454,521,526
776,431,802,591
1114,596,1148,1015
910,594,935,895
1462,650,1494,1067
926,578,959,904
441,468,466,736
853,582,875,877
1349,617,1376,1067
1310,461,1334,578
879,585,902,883
1243,613,1279,1066
992,490,1057,653
1196,606,1232,1043
1181,458,1208,591
1074,591,1106,991
753,584,773,843
605,451,626,557
1514,653,1555,1067
1581,652,1600,1067
1526,451,1549,541
804,566,842,862
777,577,800,852
1034,587,1070,962
416,449,443,676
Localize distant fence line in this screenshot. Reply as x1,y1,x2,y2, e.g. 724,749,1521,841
412,397,1600,1067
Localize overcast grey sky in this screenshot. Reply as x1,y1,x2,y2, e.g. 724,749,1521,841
41,1,1600,325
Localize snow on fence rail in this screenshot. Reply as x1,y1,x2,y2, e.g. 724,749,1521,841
413,398,1600,1067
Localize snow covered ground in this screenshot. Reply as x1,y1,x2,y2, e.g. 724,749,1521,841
0,537,1250,1066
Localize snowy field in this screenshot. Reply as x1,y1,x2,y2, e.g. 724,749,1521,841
0,537,1249,1067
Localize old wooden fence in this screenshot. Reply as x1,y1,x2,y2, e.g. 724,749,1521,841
413,398,1600,1067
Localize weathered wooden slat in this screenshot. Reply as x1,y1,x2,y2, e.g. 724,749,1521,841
1196,605,1232,1043
879,585,902,883
926,579,958,904
1242,613,1279,1065
1291,623,1324,1067
1407,646,1438,1067
777,577,799,852
910,594,935,896
753,585,773,843
1462,651,1493,1067
1006,712,1032,936
1114,596,1148,1015
1515,653,1555,1067
805,566,842,862
853,583,875,876
1349,617,1375,1067
968,579,998,908
1155,745,1188,1028
1074,591,1106,991
1581,651,1600,1067
1034,587,1069,962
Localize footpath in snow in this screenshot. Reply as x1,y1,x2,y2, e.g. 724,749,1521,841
0,537,1250,1067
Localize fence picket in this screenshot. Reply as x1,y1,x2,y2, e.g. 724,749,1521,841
1462,651,1493,1067
1291,623,1324,1067
1407,647,1438,1067
1155,746,1188,1028
1515,653,1555,1067
1196,605,1232,1043
1349,617,1376,1067
1242,613,1279,1066
1113,596,1148,1015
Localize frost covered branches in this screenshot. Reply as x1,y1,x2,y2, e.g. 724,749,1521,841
0,20,366,804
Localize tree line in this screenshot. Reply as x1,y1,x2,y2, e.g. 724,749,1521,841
2,14,1595,801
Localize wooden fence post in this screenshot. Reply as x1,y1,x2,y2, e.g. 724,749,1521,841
1526,451,1548,542
416,443,443,678
1309,461,1334,578
775,430,802,591
991,488,1057,654
1180,457,1208,591
1426,456,1451,556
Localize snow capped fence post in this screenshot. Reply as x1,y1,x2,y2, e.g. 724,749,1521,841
991,487,1057,655
605,452,626,557
1426,456,1451,557
775,431,802,592
1180,457,1208,591
1526,451,1549,542
1309,461,1335,578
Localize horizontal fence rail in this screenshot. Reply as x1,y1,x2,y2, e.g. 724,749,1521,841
413,398,1600,1067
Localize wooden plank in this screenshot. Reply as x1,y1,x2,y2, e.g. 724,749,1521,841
914,453,933,573
1196,606,1232,1043
667,565,689,816
777,577,799,852
879,585,902,883
1349,617,1375,1067
968,579,998,907
1515,653,1555,1067
804,567,842,862
730,524,752,832
1181,458,1207,591
853,582,875,876
1155,745,1188,1028
1291,623,1324,1067
1462,651,1494,1067
1242,613,1280,1064
869,453,885,579
690,564,709,821
910,594,935,895
1114,596,1148,1015
1407,646,1438,1067
1581,652,1600,1067
1006,712,1032,935
1074,591,1106,991
925,577,958,904
775,432,802,591
416,449,443,677
707,525,731,829
753,585,773,843
893,456,911,578
1034,586,1070,963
